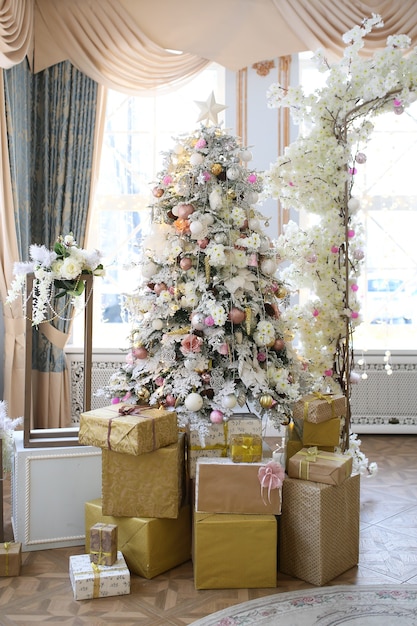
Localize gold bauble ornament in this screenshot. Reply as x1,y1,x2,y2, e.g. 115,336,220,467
211,163,222,175
137,387,150,402
276,286,287,299
227,189,236,199
260,394,274,409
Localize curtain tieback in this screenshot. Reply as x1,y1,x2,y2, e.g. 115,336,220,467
39,323,69,350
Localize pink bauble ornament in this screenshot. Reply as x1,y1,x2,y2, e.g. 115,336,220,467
111,397,120,404
219,343,229,355
306,253,318,263
210,410,224,423
355,152,367,164
351,283,359,292
347,229,355,238
257,351,267,362
204,316,215,326
162,175,172,185
180,257,192,270
155,376,164,386
198,238,209,249
165,394,176,407
195,138,207,149
228,307,246,324
312,308,320,317
203,171,211,181
353,248,365,260
272,338,285,351
152,186,164,198
324,369,333,377
133,346,148,360
154,282,167,294
247,173,257,183
178,203,195,219
248,253,258,267
351,311,359,319
331,245,339,254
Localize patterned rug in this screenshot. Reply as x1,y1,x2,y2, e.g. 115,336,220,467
190,585,417,625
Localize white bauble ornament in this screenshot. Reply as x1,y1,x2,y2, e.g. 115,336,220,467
172,205,180,216
223,394,237,409
248,218,260,231
240,149,252,162
348,197,360,212
260,258,277,275
173,143,183,155
190,153,204,166
209,187,223,210
191,312,205,330
189,221,204,238
214,232,227,244
204,214,215,226
226,165,240,180
184,392,204,411
152,319,164,330
141,261,158,278
246,191,259,204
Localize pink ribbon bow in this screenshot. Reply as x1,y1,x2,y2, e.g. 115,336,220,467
258,461,285,505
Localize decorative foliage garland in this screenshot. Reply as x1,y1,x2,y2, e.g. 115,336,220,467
6,233,105,326
265,14,417,444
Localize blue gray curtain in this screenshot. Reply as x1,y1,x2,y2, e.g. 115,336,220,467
4,59,98,428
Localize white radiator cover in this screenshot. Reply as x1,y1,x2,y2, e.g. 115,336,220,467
67,351,417,434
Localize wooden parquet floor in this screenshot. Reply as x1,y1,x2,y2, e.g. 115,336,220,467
1,434,417,625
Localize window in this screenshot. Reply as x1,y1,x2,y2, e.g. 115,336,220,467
71,64,225,349
298,53,417,351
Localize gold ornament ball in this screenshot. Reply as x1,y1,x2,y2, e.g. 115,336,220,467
260,394,274,409
211,163,223,176
227,189,236,199
276,286,287,299
137,387,150,401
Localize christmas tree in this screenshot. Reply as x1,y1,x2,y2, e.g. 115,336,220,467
101,97,303,436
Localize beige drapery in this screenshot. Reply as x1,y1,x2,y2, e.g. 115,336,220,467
1,0,417,419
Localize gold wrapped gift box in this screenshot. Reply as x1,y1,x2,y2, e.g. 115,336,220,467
193,512,277,589
293,393,347,424
230,434,262,463
188,414,262,478
293,416,341,447
279,474,360,586
288,447,352,486
195,457,282,515
69,551,130,600
285,423,334,471
102,433,185,518
85,499,192,579
89,522,118,566
79,404,178,456
0,542,22,577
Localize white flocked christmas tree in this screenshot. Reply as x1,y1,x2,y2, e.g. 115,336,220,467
100,95,304,438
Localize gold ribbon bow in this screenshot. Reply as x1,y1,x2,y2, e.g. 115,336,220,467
105,405,156,451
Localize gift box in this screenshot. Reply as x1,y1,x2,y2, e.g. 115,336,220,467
193,512,277,589
294,416,341,447
79,404,178,456
279,474,360,585
188,414,262,478
102,433,185,518
85,499,192,579
293,393,346,424
0,542,22,577
230,434,262,463
195,457,282,515
69,551,130,600
89,523,118,566
288,447,352,486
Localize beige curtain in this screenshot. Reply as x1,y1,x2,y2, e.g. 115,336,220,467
0,0,33,68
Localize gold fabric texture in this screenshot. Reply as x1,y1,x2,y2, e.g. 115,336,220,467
85,499,192,579
101,433,185,518
195,458,282,515
288,448,353,485
279,474,360,585
295,416,342,447
193,512,277,589
79,404,178,456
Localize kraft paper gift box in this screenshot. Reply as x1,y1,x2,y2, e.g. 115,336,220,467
89,523,118,566
288,447,353,486
285,423,335,471
0,542,22,577
69,551,130,600
195,457,282,515
279,474,360,586
293,393,347,424
85,499,192,579
193,512,277,589
102,433,185,518
79,404,178,456
188,413,262,479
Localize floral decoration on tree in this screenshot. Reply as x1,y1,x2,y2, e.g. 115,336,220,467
100,123,306,435
6,233,105,326
265,14,417,445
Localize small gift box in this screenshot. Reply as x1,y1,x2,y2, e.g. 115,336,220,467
188,414,262,478
195,457,283,515
69,551,130,600
288,447,353,486
293,393,346,424
79,404,178,456
230,434,262,463
89,523,118,566
294,416,341,447
0,542,22,577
